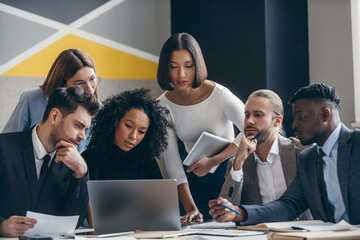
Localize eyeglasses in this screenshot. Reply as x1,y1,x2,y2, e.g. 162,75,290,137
69,75,102,89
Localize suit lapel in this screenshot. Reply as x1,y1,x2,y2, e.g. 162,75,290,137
21,128,39,209
337,124,351,211
279,136,297,186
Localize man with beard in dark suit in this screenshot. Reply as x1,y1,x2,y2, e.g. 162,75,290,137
0,87,99,237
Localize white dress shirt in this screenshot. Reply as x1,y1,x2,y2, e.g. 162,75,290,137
230,135,287,203
32,125,56,179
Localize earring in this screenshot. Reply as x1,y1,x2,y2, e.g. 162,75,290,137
169,82,175,88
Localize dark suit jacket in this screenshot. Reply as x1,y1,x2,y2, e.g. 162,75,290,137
0,128,88,227
242,124,360,225
220,135,306,205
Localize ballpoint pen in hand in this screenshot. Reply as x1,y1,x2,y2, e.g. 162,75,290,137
229,132,262,160
250,131,262,141
219,203,241,215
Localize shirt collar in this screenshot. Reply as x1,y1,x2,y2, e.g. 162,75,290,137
32,125,56,159
254,135,279,165
317,123,341,157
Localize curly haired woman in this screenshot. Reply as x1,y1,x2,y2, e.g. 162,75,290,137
82,88,171,180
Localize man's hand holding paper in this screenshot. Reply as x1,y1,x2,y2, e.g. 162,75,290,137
0,216,37,237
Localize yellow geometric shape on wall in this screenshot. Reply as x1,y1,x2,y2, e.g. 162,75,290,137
2,34,158,80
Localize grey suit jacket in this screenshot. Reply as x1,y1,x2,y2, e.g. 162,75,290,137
220,135,306,206
242,124,360,225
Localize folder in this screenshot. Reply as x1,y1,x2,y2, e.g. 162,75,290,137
237,220,324,232
130,229,265,238
183,132,232,173
268,229,360,239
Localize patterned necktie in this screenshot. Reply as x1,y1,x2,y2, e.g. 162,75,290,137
318,149,335,222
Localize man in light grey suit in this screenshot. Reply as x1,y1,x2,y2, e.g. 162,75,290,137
219,89,308,209
209,83,360,225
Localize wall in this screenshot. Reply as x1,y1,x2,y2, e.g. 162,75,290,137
2,0,356,133
0,0,170,131
308,0,355,128
171,0,309,137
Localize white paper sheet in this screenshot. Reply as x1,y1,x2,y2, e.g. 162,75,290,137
25,211,79,236
190,220,236,229
291,219,359,231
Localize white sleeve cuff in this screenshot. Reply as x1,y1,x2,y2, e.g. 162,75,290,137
230,166,243,182
233,131,245,147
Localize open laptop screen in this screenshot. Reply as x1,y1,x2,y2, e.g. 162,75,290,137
88,179,181,234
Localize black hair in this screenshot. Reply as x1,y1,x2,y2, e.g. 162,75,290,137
288,83,341,109
42,87,100,122
157,32,207,90
88,88,172,164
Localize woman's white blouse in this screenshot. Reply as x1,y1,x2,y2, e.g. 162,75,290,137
157,82,245,185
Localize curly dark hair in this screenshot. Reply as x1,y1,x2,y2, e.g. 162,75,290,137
88,88,171,164
288,83,341,109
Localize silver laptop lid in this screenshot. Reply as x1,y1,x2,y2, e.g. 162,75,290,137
88,179,181,234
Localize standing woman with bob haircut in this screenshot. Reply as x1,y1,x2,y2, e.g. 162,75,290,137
157,33,245,222
3,48,100,152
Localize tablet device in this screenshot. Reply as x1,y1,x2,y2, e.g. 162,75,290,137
183,132,232,173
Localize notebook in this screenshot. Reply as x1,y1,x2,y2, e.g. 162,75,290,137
87,179,181,234
183,132,232,173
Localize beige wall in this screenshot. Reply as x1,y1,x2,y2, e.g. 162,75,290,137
308,0,356,128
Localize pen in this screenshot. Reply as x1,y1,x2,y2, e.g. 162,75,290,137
219,203,241,215
228,132,262,160
251,131,262,141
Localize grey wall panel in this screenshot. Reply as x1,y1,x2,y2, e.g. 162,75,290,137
0,0,110,24
81,0,170,56
0,77,44,131
0,77,163,131
98,79,164,102
0,12,56,65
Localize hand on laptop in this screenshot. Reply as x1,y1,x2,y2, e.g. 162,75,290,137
181,209,203,224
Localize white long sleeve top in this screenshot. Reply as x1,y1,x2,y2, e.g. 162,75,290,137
157,82,245,185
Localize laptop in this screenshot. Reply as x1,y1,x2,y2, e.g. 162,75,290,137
87,179,181,234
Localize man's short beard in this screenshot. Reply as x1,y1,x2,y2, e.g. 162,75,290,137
256,126,277,144
50,119,65,146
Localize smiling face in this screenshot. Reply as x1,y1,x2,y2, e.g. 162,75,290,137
51,105,92,147
169,49,196,90
114,108,150,151
244,96,282,144
291,99,327,145
66,67,97,95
